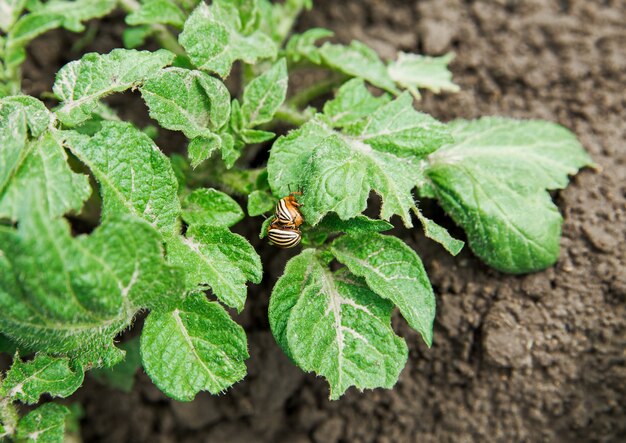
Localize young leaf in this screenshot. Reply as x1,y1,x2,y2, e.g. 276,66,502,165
323,78,390,128
54,48,175,126
247,189,276,216
15,403,70,443
126,0,186,28
388,52,460,99
413,208,464,256
268,95,452,226
0,133,91,221
61,122,181,234
140,67,231,139
285,28,333,64
318,41,399,94
90,338,141,393
6,0,116,63
166,225,262,312
314,213,393,234
179,1,277,78
141,293,248,400
425,117,593,273
0,208,182,356
182,188,244,228
1,95,53,136
269,250,408,399
331,232,436,346
241,58,288,127
0,0,26,32
1,354,84,404
188,133,221,168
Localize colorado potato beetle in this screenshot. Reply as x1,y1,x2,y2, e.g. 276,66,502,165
274,191,304,228
267,222,302,248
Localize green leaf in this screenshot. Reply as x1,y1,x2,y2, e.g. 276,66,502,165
268,96,452,227
323,78,390,128
1,95,53,136
0,208,182,356
0,0,26,32
90,338,141,393
0,133,91,221
259,215,273,239
241,58,288,127
62,122,181,234
1,354,84,404
182,188,244,228
231,0,260,34
179,1,277,78
331,232,436,346
53,48,175,126
188,133,221,168
16,403,70,443
413,208,464,256
269,250,408,399
318,41,399,94
6,0,116,62
141,293,248,400
314,213,393,234
285,28,333,64
126,0,186,27
122,25,152,49
240,128,274,144
425,117,593,273
166,225,262,312
247,190,276,216
388,52,460,99
140,67,231,139
257,0,311,44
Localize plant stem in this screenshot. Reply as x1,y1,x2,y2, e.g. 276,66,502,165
273,105,314,126
286,74,346,109
117,0,186,56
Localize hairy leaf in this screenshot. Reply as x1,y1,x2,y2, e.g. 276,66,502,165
331,232,436,346
269,250,407,399
6,0,116,67
319,41,398,94
54,48,174,126
126,0,186,27
0,208,182,356
425,117,593,273
1,354,84,404
182,188,244,228
140,67,230,139
285,28,333,64
166,225,262,311
141,293,248,400
0,133,90,221
179,1,277,78
268,95,452,226
413,208,464,256
388,52,460,99
323,78,390,128
1,95,53,136
90,338,141,393
16,403,70,443
314,213,393,234
247,190,276,216
62,122,181,234
241,58,288,127
188,133,221,168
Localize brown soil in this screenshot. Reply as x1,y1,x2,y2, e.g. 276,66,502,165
21,0,626,442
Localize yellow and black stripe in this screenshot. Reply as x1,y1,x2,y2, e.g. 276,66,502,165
275,199,295,225
268,226,301,248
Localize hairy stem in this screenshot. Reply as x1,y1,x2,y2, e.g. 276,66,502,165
286,74,346,109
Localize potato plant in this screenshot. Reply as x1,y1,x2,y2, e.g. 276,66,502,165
0,0,591,440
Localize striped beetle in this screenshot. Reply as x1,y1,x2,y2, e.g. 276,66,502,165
267,221,302,248
274,191,303,228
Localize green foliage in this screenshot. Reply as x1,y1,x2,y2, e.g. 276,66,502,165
15,403,70,443
0,0,592,434
141,292,248,400
423,117,592,273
